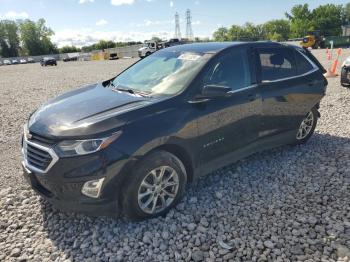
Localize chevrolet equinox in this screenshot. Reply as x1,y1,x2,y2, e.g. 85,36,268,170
22,42,327,220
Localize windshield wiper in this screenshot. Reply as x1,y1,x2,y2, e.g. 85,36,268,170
109,81,152,98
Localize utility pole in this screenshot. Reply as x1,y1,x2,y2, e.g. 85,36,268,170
185,9,194,40
175,12,181,40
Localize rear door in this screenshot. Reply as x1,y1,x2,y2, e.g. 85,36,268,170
256,46,326,138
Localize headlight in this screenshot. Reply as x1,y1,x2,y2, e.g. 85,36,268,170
343,59,350,67
56,131,122,157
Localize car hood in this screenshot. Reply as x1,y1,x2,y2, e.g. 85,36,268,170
28,83,154,138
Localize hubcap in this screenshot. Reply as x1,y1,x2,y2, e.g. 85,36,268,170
296,111,314,140
137,166,179,214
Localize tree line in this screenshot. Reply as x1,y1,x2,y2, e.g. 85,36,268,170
1,3,350,58
0,18,143,58
214,3,348,42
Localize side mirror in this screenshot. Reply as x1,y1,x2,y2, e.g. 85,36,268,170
201,84,232,98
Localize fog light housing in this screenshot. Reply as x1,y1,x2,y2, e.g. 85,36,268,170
81,178,105,198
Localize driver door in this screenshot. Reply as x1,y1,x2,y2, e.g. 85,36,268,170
194,47,262,165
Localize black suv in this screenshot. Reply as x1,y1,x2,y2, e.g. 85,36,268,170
22,42,327,220
40,57,57,66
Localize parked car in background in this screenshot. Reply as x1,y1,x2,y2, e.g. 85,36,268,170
20,59,27,64
12,59,19,65
27,58,35,63
22,42,327,220
3,59,11,65
40,57,57,66
63,56,78,62
341,56,350,87
0,61,2,66
109,53,118,60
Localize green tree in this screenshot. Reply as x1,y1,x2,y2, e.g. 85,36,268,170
94,40,116,50
227,25,242,41
285,4,313,38
213,27,229,41
312,4,343,36
19,18,57,55
59,45,81,53
263,19,291,41
0,20,20,57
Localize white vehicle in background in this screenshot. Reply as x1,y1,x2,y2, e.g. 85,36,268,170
138,41,158,58
20,59,27,64
3,59,11,65
138,38,187,58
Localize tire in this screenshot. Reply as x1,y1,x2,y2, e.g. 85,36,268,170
122,151,187,220
293,107,318,145
146,52,151,56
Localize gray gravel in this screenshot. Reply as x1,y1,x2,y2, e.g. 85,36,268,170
0,51,350,261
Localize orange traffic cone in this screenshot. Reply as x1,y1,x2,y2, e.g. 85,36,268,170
324,48,342,78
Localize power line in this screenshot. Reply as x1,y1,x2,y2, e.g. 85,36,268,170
175,12,181,39
185,9,194,40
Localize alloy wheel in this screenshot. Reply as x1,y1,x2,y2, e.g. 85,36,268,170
296,111,314,140
137,166,179,214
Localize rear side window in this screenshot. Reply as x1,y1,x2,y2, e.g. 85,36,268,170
294,50,314,75
257,48,297,81
203,48,251,91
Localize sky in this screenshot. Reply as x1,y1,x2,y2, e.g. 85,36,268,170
0,0,348,47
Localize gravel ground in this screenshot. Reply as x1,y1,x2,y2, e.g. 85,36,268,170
0,51,350,262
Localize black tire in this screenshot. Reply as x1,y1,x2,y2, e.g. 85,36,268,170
312,43,319,49
292,107,318,145
146,52,151,56
122,151,187,220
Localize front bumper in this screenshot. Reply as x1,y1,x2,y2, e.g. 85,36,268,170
22,162,118,216
21,135,132,217
341,66,350,86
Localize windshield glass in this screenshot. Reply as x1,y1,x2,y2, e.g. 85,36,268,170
111,51,211,96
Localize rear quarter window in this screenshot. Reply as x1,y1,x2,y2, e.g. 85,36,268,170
294,50,315,75
257,47,297,82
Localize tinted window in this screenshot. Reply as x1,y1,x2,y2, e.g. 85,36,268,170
294,50,314,75
203,49,251,91
258,48,297,81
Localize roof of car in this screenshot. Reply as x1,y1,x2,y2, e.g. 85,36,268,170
159,41,285,54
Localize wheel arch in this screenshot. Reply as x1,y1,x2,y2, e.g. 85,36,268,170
149,144,195,183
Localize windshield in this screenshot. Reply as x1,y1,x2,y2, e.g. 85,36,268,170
111,51,211,96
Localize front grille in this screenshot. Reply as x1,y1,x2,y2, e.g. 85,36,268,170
26,144,53,170
29,132,56,146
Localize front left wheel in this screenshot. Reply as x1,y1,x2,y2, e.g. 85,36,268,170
122,151,187,220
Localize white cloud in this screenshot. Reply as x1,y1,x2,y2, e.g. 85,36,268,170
96,19,108,26
111,0,135,6
134,19,172,27
170,1,174,7
79,0,94,4
192,20,201,25
0,11,29,20
195,0,200,5
52,28,174,48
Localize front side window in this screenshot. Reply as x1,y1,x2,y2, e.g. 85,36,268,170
203,48,251,91
111,51,211,96
258,48,297,81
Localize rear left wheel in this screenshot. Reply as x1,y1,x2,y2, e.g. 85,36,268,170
293,107,318,145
